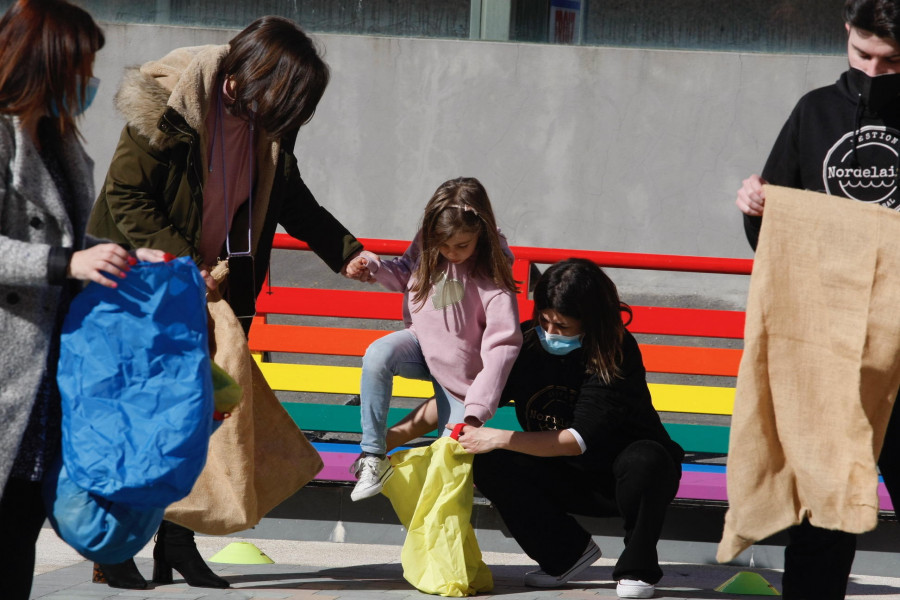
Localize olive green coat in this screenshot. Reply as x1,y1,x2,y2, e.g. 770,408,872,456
88,45,361,295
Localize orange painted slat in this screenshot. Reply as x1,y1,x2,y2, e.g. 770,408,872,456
640,345,742,377
249,320,743,378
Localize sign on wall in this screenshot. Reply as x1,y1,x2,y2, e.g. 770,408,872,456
549,0,583,44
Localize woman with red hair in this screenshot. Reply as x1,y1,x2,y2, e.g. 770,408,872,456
0,2,164,598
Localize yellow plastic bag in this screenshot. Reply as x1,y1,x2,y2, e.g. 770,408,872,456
381,433,493,597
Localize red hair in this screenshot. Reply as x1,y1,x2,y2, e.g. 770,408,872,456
0,0,104,138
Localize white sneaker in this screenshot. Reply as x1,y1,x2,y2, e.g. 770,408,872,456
349,454,393,501
616,578,655,598
523,539,602,588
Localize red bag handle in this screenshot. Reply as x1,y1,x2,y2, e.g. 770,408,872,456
450,422,466,440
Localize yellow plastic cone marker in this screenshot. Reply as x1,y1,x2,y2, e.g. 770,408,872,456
209,542,274,564
715,571,780,595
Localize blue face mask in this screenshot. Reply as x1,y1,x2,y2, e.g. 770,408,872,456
51,76,100,117
535,326,582,356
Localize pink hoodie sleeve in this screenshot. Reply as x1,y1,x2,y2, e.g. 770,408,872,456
463,290,523,425
362,233,422,292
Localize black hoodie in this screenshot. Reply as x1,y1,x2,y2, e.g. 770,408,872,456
500,324,684,473
745,69,900,248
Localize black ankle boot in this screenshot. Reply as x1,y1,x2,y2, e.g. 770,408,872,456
93,559,148,589
152,520,229,588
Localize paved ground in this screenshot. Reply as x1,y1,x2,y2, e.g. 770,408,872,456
32,527,900,599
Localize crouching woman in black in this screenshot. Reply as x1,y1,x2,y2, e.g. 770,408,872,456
454,258,684,599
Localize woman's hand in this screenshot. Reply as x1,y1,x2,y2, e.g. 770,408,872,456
450,424,507,454
199,268,218,291
68,243,135,288
134,248,172,263
451,424,583,457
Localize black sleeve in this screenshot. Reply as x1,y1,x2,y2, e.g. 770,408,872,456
47,246,72,285
277,150,363,273
745,102,805,251
569,334,652,452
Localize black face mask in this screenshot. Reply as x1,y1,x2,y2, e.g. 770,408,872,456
848,67,900,113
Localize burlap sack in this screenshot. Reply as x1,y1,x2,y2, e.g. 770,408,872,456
717,185,900,563
165,264,323,534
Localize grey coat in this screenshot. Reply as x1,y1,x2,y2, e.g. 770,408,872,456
0,115,95,491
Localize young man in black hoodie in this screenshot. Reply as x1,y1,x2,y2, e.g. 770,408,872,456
735,1,900,598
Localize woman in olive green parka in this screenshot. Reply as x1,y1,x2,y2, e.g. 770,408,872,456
87,16,365,591
88,18,363,307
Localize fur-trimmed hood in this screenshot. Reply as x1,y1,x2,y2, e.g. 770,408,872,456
114,45,228,151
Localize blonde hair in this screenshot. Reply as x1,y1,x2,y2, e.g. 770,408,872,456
410,177,518,306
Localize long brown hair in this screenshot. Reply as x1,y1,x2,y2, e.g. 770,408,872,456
0,0,104,138
532,258,632,384
221,16,329,139
411,177,518,306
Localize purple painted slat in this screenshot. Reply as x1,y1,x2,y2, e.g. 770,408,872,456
317,452,358,482
314,452,895,511
675,470,894,511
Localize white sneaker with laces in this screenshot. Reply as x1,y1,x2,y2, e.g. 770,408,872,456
523,539,602,588
616,578,655,598
349,454,393,501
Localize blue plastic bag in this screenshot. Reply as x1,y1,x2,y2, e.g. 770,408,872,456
56,257,214,508
43,458,165,563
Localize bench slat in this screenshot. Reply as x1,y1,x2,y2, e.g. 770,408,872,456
257,288,401,320
282,402,730,454
254,288,745,339
260,361,735,415
250,322,743,377
640,345,741,377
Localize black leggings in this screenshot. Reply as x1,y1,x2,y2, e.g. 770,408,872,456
781,399,900,600
473,440,681,584
0,476,47,600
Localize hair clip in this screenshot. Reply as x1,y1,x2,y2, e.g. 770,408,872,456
448,204,479,216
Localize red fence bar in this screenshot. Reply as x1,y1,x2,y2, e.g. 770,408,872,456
271,233,753,276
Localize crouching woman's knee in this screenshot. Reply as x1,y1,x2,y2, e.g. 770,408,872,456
613,440,681,500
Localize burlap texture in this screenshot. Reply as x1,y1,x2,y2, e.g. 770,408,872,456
717,185,900,563
165,263,323,534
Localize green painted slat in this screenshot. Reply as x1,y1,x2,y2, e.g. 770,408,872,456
282,402,728,454
664,422,730,454
281,403,521,438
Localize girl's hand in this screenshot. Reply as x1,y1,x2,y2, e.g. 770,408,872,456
68,243,135,288
343,255,375,282
450,424,504,454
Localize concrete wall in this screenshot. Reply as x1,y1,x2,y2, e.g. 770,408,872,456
84,23,847,305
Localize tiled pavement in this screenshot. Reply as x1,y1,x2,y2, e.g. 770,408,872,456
31,527,900,599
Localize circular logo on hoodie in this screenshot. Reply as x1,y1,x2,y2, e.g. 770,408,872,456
823,125,900,208
524,385,577,431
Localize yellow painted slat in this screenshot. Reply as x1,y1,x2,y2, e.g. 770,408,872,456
256,361,434,397
255,359,735,416
648,383,734,416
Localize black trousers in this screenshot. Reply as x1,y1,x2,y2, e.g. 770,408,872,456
781,399,900,600
0,476,47,600
473,440,681,584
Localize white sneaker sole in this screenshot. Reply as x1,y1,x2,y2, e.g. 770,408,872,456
350,466,394,501
616,581,655,598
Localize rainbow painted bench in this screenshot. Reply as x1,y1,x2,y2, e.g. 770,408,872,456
249,234,893,511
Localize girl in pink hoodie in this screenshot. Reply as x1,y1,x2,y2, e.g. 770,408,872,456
344,177,522,501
